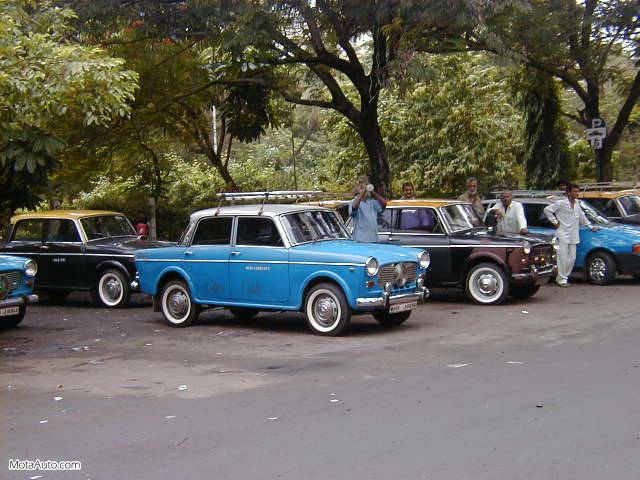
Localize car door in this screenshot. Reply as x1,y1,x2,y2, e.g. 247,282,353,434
229,217,289,304
386,207,452,282
39,219,85,288
4,219,44,269
184,216,233,302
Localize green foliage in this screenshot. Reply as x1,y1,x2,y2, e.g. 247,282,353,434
325,54,525,196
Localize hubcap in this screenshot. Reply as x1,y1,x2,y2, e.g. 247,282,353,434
167,289,189,318
590,257,607,281
477,273,498,295
312,294,339,327
103,277,122,301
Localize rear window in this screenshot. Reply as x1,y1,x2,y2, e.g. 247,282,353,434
11,220,44,242
236,217,283,247
192,217,233,245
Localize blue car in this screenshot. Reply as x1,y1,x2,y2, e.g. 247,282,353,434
135,200,430,335
0,254,38,328
485,196,640,284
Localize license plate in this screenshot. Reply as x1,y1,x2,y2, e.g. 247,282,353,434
0,306,19,318
389,301,417,314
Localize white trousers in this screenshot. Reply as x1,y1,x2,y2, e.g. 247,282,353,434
557,242,577,284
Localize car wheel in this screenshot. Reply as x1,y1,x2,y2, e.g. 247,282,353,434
586,252,616,285
510,284,541,299
373,310,412,327
228,307,260,319
2,305,26,328
47,291,70,303
304,282,351,336
160,280,200,328
465,262,509,305
92,269,131,308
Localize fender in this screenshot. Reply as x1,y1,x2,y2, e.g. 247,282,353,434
153,266,196,298
462,250,509,278
95,259,132,281
296,270,357,310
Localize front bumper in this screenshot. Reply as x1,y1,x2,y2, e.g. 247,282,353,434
511,265,557,284
616,253,640,274
0,294,38,308
356,287,430,309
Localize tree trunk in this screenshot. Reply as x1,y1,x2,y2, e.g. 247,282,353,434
147,197,157,241
359,109,391,197
595,142,614,182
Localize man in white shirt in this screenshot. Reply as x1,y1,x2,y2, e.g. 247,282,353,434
486,190,528,235
544,183,599,287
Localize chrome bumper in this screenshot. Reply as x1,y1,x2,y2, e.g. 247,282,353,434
511,265,557,283
130,273,140,292
0,294,38,308
356,288,429,309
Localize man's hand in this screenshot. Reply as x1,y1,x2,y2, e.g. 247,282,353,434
552,222,560,230
589,225,600,232
520,228,529,235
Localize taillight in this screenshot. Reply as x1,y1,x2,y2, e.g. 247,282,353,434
633,244,640,254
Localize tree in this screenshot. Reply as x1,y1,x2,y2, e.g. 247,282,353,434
475,0,640,182
512,68,572,189
0,0,138,216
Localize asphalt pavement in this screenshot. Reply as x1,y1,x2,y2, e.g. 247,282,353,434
2,278,640,480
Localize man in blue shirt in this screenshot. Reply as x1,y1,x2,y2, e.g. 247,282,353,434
349,175,388,242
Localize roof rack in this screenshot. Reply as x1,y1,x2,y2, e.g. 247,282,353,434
489,190,564,199
579,181,636,191
214,190,324,215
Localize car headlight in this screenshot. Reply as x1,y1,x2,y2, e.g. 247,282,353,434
552,238,560,252
523,241,531,255
24,259,38,277
365,257,379,276
418,250,431,269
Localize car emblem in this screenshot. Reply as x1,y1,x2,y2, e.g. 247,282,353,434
395,263,408,287
0,275,9,301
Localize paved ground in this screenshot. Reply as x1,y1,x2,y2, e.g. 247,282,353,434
2,278,640,480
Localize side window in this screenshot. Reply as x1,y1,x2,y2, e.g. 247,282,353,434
398,208,440,234
603,200,619,217
524,203,552,228
45,220,81,243
192,217,233,245
11,220,44,242
377,209,393,232
236,217,283,247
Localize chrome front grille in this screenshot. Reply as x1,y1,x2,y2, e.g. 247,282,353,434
530,245,554,267
378,262,418,288
1,270,24,292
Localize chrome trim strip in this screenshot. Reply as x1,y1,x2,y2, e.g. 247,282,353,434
1,252,135,258
135,258,365,267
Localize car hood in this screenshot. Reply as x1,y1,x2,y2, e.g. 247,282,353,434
598,222,640,239
290,239,423,265
0,254,31,269
87,237,174,252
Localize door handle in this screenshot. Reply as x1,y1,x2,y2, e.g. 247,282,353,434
41,245,50,250
388,237,400,242
184,251,194,256
231,251,241,256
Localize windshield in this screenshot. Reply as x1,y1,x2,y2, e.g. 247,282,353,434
618,195,640,216
578,201,610,225
441,204,485,232
282,210,350,244
80,215,136,241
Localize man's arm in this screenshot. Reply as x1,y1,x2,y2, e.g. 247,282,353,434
578,205,599,231
543,202,560,229
350,186,366,213
371,191,387,209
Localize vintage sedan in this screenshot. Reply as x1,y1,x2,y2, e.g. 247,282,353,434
579,189,640,226
135,202,430,336
0,211,167,307
347,199,556,305
0,254,38,328
488,196,640,284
